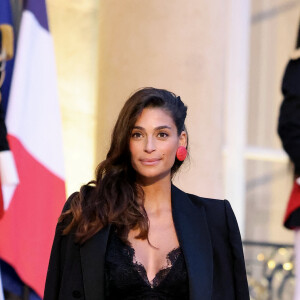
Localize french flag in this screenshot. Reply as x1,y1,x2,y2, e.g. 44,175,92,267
0,0,66,297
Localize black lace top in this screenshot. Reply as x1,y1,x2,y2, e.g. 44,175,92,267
104,229,189,300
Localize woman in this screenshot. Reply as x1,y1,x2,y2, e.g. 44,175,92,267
44,87,249,300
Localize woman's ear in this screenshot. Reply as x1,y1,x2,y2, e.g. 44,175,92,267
179,131,187,148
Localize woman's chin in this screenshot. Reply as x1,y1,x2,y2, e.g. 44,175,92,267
136,170,171,185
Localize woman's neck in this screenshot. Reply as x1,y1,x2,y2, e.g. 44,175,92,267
139,176,172,214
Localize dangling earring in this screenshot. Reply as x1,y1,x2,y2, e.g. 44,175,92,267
176,146,187,161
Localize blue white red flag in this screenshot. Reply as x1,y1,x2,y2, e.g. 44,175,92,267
0,0,66,297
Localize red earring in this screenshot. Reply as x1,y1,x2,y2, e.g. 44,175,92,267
176,146,187,161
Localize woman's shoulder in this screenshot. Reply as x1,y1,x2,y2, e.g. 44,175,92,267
185,192,235,224
186,192,226,208
59,185,97,231
63,185,95,212
172,184,229,215
63,191,79,211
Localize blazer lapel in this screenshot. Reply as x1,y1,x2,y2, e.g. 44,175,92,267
80,224,111,300
171,184,213,300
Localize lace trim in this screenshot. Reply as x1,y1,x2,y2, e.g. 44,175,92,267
132,247,182,288
114,233,182,288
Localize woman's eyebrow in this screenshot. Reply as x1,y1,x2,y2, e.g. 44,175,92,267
155,125,172,130
132,125,172,131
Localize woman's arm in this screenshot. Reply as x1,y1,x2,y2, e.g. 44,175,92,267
224,200,250,299
43,220,65,299
43,193,78,300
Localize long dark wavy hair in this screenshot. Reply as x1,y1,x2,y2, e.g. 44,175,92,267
60,87,188,244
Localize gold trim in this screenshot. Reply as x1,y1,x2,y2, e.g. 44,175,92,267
0,24,14,60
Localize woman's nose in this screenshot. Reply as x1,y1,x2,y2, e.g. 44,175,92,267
144,137,156,153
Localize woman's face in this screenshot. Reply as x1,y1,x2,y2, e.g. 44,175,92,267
129,107,187,183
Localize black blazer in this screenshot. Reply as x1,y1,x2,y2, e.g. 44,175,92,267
44,184,249,300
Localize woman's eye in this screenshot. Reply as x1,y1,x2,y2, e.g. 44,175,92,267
158,132,168,138
131,132,142,138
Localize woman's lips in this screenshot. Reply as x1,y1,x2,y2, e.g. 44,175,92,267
140,158,161,165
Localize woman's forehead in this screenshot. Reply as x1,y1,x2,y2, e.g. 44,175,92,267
134,107,174,127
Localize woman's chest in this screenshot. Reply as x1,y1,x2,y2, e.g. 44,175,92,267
127,214,180,274
104,230,189,300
